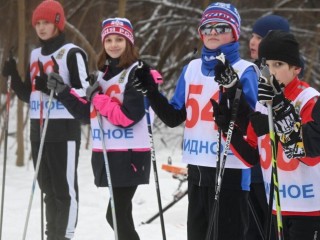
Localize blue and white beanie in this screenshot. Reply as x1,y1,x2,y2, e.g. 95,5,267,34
101,17,134,45
198,2,241,41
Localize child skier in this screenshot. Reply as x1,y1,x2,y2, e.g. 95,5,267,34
214,30,320,239
47,17,158,240
132,2,259,239
2,0,89,239
247,14,290,240
249,15,290,65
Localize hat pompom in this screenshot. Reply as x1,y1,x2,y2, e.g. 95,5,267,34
32,0,65,31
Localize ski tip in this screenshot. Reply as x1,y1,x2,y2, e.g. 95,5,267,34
161,164,188,175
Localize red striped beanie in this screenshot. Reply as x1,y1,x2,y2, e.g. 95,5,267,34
199,2,241,41
101,18,134,45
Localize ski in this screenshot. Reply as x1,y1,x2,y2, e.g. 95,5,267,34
140,163,187,225
161,164,187,176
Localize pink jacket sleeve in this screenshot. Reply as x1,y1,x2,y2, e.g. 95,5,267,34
92,94,134,127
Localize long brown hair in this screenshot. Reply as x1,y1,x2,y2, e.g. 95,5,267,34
97,39,139,71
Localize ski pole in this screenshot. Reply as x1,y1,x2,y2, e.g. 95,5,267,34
87,72,118,239
0,75,10,240
213,86,223,240
248,197,266,240
38,59,45,240
142,163,187,225
144,97,167,240
215,86,223,190
0,68,12,240
22,89,54,240
260,63,283,240
134,60,167,239
266,102,283,240
141,189,188,225
23,56,59,240
206,81,243,240
0,47,14,240
266,167,275,240
96,112,118,240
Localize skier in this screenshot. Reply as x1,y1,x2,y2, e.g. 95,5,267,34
2,1,89,239
215,30,320,239
247,14,290,240
132,2,259,239
47,17,159,240
249,15,290,66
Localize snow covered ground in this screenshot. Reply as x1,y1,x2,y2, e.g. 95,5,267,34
0,116,188,239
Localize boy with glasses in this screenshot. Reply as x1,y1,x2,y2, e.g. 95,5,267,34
133,2,259,239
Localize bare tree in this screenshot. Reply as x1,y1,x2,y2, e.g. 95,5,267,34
119,0,127,17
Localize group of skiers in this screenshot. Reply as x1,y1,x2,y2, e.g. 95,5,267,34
1,0,320,239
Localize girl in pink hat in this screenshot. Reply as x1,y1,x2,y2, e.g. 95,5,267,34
47,17,162,240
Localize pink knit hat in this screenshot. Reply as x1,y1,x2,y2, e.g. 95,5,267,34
101,18,134,45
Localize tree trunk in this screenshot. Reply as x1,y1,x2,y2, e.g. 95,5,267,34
118,0,127,17
16,0,25,167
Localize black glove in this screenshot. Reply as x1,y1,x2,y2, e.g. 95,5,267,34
86,72,98,86
258,65,274,104
249,112,269,137
35,60,50,94
211,95,231,133
2,58,18,77
47,72,67,94
271,78,290,112
269,77,305,158
272,82,302,146
132,60,158,97
274,103,305,159
211,82,252,133
214,53,238,88
86,81,101,102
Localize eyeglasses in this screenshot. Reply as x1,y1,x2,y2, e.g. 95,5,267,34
200,23,232,36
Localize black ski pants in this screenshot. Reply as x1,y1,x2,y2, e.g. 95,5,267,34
246,182,270,240
273,215,320,240
32,141,80,240
187,183,249,240
106,186,139,240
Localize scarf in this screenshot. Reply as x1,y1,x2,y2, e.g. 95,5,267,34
201,41,240,76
